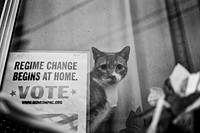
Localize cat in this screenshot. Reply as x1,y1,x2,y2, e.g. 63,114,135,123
88,46,130,133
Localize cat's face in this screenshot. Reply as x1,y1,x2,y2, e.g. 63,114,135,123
91,46,130,85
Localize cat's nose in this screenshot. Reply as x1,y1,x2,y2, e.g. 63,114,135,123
109,75,116,81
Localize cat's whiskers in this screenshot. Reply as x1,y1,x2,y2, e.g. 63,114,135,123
92,77,108,87
102,78,112,83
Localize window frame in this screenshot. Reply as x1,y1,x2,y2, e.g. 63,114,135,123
0,0,21,90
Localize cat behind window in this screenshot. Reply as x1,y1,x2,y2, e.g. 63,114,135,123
88,46,130,133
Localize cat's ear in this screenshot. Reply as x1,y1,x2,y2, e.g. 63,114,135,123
92,47,104,61
118,46,130,61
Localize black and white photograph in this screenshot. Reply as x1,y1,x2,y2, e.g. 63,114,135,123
0,0,200,133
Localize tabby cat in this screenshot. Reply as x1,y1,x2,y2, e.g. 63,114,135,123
88,46,130,133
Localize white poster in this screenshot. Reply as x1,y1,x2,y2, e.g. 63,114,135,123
2,51,89,133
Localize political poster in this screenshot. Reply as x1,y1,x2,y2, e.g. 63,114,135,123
2,51,89,133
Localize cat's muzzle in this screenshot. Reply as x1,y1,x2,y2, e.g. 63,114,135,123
108,76,118,84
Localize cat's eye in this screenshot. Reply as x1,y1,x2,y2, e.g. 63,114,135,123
99,64,108,71
116,64,123,70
